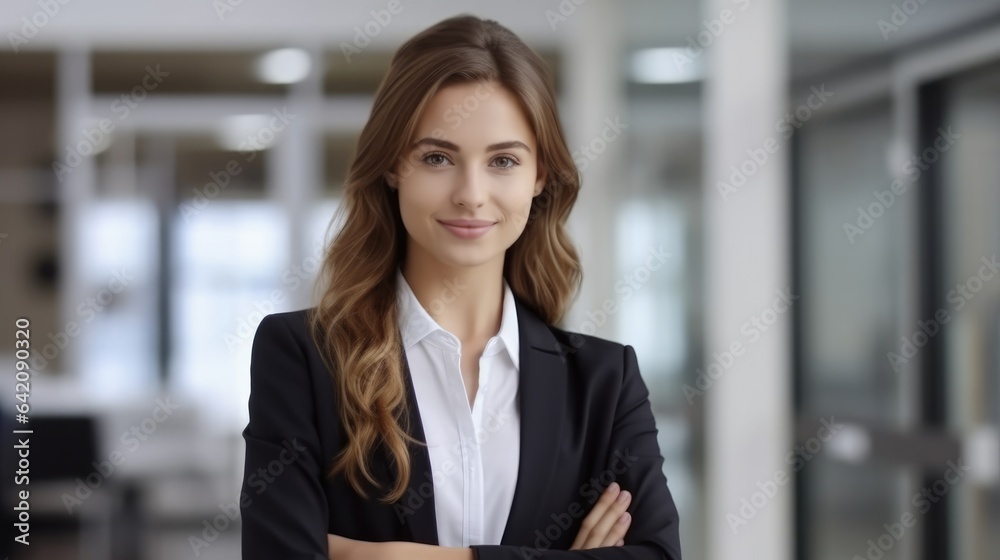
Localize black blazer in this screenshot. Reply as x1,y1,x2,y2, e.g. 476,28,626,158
240,298,682,560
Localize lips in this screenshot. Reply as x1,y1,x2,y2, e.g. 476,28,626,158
437,219,497,227
437,219,497,239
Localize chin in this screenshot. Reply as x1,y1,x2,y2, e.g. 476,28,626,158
431,248,504,270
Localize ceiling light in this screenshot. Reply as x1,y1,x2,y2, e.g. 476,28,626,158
255,48,312,84
630,48,703,84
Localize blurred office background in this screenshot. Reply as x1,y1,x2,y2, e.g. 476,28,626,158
1,0,999,559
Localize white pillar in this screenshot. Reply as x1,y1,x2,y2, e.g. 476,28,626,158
702,0,792,558
55,47,94,378
266,44,323,311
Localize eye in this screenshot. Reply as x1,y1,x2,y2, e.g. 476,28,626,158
492,155,519,169
421,152,451,167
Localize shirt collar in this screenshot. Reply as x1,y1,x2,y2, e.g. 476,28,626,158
395,267,520,371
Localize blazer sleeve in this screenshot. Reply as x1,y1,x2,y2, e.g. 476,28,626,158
470,344,682,560
240,313,329,560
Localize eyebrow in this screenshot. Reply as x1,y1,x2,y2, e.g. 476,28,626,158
409,137,532,154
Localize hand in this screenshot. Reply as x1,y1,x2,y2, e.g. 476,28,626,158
569,482,632,549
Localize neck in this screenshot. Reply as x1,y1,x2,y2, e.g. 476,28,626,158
400,255,505,342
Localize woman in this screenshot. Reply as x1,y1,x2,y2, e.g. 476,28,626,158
240,14,682,560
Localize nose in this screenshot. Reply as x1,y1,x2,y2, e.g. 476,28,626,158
452,167,487,209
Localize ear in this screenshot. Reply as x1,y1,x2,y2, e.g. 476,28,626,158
384,171,397,188
533,165,546,197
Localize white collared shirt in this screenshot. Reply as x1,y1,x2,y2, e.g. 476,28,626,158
395,268,521,547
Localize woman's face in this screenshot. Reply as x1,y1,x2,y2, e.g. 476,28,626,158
388,80,545,272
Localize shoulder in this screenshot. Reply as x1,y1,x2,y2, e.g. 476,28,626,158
247,308,328,412
252,308,314,348
248,308,322,381
549,323,630,360
513,298,633,373
541,325,651,423
549,326,638,396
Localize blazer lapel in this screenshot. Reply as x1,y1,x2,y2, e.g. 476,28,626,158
499,298,568,545
396,297,568,547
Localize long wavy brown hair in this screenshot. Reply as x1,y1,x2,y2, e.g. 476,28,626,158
307,14,582,504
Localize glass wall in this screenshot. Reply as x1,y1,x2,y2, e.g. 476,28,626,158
795,45,1000,560
941,60,1000,560
797,99,915,560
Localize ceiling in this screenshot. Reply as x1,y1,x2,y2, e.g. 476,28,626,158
2,0,999,80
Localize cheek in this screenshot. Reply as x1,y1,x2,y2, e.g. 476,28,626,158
398,186,443,228
499,196,535,232
397,193,422,227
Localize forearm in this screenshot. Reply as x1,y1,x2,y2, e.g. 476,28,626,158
393,541,475,560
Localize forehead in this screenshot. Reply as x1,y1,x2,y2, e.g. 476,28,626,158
412,81,536,150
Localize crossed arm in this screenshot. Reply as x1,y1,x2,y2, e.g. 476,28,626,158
327,478,638,559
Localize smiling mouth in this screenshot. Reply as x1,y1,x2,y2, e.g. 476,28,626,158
437,220,496,239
